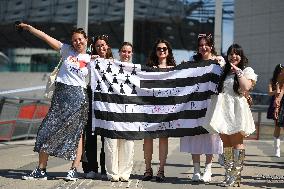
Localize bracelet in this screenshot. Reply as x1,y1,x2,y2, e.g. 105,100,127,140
236,69,244,78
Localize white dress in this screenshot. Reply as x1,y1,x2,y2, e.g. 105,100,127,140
180,56,225,154
203,67,257,136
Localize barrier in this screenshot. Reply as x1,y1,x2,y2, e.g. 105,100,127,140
0,96,50,141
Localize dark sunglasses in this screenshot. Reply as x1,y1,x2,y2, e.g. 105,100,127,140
156,47,168,52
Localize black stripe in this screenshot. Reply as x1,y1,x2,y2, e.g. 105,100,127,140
94,127,209,139
140,72,220,88
140,60,219,72
94,91,215,105
94,109,207,122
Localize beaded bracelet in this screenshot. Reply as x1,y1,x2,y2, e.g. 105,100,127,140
236,69,244,78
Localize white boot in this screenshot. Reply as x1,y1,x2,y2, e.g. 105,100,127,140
191,163,201,182
274,137,281,157
201,163,212,183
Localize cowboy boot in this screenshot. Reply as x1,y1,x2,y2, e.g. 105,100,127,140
274,137,281,157
225,149,245,187
219,147,233,186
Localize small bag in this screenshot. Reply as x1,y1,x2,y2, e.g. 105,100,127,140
44,59,62,99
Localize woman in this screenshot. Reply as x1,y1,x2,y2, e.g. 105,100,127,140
83,35,114,179
180,34,223,183
104,42,135,182
204,43,257,187
17,23,90,181
143,39,176,182
267,64,284,157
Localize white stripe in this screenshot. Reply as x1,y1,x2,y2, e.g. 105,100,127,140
93,118,206,132
0,85,45,95
94,99,210,114
94,81,217,97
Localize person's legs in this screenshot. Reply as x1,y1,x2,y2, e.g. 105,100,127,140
22,151,49,180
142,138,153,181
225,133,245,187
201,154,213,182
156,137,168,181
118,139,134,181
65,135,84,181
104,138,119,181
219,134,233,185
273,120,281,157
191,154,201,181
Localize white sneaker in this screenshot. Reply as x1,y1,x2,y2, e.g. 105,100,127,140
85,171,99,179
201,163,212,183
191,172,201,181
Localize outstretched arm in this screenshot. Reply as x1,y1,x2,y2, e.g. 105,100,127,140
17,23,62,51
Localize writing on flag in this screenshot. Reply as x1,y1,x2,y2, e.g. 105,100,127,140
90,58,222,139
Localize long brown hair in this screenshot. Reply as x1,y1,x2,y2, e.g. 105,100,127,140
146,39,176,67
91,35,113,58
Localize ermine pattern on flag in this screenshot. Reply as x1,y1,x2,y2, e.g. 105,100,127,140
90,58,222,139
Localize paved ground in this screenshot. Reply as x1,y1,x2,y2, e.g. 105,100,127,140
0,138,283,189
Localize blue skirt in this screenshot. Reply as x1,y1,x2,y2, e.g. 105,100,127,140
34,82,88,160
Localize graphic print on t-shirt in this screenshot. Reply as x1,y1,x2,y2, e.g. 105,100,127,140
67,56,88,77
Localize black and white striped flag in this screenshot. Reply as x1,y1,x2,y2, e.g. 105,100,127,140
90,58,222,140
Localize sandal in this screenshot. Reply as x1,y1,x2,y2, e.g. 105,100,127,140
156,170,165,182
142,168,153,181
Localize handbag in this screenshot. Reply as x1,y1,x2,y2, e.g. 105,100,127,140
44,59,63,99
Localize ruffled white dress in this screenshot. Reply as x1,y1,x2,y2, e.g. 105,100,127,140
203,67,257,136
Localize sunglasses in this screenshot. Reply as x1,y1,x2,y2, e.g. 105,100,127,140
198,33,212,39
156,47,168,52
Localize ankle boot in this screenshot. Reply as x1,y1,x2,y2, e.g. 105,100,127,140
274,137,281,157
191,162,201,182
219,147,233,185
201,163,212,182
225,149,245,187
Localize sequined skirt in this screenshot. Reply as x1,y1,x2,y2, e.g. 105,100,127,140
34,82,88,160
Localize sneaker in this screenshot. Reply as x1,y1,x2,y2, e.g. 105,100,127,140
85,171,99,179
22,167,48,180
65,167,79,181
191,173,201,182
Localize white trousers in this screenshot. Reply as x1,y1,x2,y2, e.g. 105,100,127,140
105,138,135,180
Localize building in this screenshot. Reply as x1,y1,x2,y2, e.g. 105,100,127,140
0,0,223,72
234,0,284,93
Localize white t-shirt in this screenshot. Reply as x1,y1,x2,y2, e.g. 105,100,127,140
56,44,90,88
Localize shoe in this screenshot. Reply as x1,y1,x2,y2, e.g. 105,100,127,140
65,167,79,181
156,170,165,182
109,175,119,182
85,171,99,179
191,163,201,182
142,168,153,181
219,147,233,185
22,167,47,180
201,163,212,182
192,172,201,182
119,177,129,182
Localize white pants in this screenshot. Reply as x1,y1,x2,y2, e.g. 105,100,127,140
105,138,135,180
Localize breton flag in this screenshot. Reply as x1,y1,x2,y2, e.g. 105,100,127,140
90,58,222,140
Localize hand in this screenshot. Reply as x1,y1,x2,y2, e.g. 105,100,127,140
274,108,279,120
91,55,100,59
230,63,239,73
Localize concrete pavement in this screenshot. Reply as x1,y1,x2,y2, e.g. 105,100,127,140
0,138,283,189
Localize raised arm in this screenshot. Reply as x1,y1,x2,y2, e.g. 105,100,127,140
231,63,254,92
17,23,62,51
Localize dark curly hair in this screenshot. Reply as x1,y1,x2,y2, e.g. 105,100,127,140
270,64,283,90
217,43,249,95
146,39,176,67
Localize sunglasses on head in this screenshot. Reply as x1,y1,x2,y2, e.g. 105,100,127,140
92,34,109,43
156,47,168,52
198,33,212,39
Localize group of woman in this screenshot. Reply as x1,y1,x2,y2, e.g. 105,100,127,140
16,23,259,187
